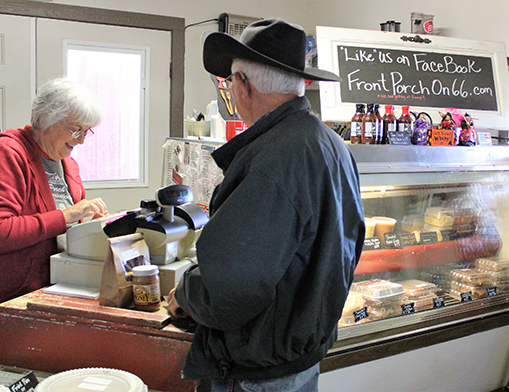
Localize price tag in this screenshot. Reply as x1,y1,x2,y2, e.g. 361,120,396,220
363,237,382,251
487,287,497,297
420,231,439,244
384,232,402,249
460,292,473,302
401,302,415,315
400,232,418,247
388,130,412,145
440,230,459,242
353,306,369,322
433,297,446,309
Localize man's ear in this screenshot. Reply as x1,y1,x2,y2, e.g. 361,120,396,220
238,76,252,99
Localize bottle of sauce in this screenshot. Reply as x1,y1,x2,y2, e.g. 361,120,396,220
374,104,383,144
382,105,397,144
398,105,414,134
132,265,161,312
362,103,376,144
350,104,365,144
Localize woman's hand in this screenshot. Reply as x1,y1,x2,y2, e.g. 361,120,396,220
63,197,108,224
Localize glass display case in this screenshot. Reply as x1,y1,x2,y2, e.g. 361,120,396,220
324,144,509,370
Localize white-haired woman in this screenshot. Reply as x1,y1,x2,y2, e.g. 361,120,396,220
0,78,108,303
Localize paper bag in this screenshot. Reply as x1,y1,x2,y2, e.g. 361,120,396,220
99,233,151,308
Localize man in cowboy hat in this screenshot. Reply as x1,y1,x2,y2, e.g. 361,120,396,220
169,18,365,391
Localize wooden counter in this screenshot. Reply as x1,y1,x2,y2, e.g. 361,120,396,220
0,290,196,392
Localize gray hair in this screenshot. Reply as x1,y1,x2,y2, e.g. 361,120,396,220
232,59,306,97
31,78,103,132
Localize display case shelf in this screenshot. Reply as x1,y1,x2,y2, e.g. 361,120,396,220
356,236,502,275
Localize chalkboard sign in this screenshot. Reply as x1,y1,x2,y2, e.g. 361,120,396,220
388,130,412,145
420,231,439,244
433,297,446,309
336,45,497,111
440,230,459,242
363,237,382,251
384,232,402,249
400,232,418,247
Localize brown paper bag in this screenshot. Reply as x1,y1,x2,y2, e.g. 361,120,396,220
99,233,151,308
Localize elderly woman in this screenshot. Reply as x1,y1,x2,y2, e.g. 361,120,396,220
0,78,108,303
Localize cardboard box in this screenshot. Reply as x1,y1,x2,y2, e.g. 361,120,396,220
159,260,193,296
50,252,104,289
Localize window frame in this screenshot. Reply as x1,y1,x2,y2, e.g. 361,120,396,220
64,40,150,189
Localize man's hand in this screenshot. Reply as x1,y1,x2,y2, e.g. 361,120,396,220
168,287,183,318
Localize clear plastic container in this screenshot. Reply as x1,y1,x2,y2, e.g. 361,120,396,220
475,257,509,272
492,279,509,292
402,293,438,312
450,287,487,300
450,268,491,286
424,207,455,227
401,215,424,232
338,292,367,327
350,279,405,302
452,208,476,226
398,279,438,299
477,268,509,281
366,304,402,321
422,223,453,242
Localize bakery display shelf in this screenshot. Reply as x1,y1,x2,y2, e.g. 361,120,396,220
355,236,502,275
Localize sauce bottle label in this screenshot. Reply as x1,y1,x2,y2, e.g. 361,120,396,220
364,121,374,137
351,121,362,137
398,123,412,132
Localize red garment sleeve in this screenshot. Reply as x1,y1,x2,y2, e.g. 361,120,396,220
0,140,67,254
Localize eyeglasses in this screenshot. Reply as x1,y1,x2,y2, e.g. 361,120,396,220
225,71,248,83
60,122,94,139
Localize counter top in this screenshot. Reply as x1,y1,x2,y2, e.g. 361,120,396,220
0,289,195,392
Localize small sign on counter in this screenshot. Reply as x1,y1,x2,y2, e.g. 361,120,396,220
0,365,39,392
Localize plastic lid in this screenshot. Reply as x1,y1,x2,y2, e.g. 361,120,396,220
351,279,404,300
34,368,147,392
398,279,438,298
475,257,509,272
132,265,159,277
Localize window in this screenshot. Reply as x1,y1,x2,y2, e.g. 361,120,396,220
65,41,148,188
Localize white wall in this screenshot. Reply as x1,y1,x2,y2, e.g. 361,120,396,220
54,0,509,126
319,325,509,392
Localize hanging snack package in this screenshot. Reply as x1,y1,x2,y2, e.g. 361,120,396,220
100,233,151,308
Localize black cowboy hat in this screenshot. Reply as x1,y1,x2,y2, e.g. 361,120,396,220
203,18,341,82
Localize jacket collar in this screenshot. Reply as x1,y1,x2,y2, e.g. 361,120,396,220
212,96,311,172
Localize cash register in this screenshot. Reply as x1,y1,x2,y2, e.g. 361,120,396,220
50,185,208,294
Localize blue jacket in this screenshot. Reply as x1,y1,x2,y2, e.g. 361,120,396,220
175,96,365,380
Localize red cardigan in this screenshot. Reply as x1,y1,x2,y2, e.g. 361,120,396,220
0,125,85,302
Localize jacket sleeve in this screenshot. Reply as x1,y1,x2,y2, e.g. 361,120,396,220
175,170,303,331
0,142,67,254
